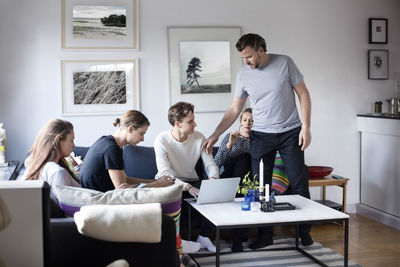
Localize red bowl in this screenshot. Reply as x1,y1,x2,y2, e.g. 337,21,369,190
308,166,333,178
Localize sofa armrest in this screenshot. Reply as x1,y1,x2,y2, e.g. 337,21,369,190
50,215,178,267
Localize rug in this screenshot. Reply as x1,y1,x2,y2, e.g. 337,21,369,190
183,237,362,267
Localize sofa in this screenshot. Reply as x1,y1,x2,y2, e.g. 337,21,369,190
73,144,217,181
50,145,185,267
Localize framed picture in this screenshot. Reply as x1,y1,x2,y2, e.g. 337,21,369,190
62,0,138,49
369,18,388,44
168,27,242,113
62,60,139,115
368,50,389,80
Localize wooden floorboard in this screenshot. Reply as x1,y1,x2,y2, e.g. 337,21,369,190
310,213,400,267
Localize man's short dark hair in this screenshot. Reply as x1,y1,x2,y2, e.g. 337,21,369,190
236,33,267,53
168,102,194,126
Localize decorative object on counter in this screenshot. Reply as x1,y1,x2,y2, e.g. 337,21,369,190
387,97,400,116
374,101,383,113
368,50,389,80
369,18,388,44
308,166,333,179
0,123,7,167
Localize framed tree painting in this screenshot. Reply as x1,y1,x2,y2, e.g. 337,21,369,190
62,0,138,49
62,60,139,115
168,27,241,113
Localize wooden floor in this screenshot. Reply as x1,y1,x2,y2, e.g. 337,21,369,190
310,214,400,267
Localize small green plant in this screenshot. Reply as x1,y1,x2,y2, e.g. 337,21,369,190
237,171,259,195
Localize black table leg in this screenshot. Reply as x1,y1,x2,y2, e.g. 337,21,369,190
216,227,220,267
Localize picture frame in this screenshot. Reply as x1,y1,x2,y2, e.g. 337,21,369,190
369,18,388,44
168,27,242,113
62,59,139,115
62,0,138,49
368,50,389,80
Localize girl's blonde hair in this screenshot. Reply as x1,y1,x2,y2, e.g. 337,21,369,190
25,119,78,182
240,108,252,121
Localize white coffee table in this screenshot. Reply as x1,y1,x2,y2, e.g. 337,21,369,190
186,195,349,267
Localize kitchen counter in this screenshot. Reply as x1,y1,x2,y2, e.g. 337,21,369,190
356,116,400,230
357,113,400,120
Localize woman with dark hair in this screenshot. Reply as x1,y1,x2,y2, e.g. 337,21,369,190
23,119,80,199
80,110,174,192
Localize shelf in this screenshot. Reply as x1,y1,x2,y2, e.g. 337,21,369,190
315,199,343,211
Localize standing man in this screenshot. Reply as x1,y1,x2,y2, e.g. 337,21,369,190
202,33,313,249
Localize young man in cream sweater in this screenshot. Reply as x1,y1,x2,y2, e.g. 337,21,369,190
154,102,219,253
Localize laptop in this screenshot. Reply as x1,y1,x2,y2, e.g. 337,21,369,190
187,177,241,205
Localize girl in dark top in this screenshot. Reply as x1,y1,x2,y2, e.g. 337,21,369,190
80,110,174,192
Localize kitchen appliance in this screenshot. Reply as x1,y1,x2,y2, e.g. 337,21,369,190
387,97,400,116
374,101,383,113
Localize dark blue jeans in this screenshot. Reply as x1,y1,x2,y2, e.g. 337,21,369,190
250,126,311,236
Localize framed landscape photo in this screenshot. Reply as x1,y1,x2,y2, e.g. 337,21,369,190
62,0,138,49
62,60,139,115
369,18,388,44
168,27,241,113
368,50,389,80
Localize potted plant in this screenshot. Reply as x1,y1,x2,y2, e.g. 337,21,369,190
238,172,259,210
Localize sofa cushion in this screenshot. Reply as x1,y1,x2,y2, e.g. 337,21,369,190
55,184,182,216
123,145,158,179
272,153,290,195
74,203,162,243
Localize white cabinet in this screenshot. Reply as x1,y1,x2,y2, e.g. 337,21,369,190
357,116,400,229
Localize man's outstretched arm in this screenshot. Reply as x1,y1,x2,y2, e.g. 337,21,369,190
201,96,247,154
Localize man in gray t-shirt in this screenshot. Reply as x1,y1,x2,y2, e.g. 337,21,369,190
202,33,313,250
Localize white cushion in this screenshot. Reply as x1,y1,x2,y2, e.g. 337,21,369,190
74,203,162,242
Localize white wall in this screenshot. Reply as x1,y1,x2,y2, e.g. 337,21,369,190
1,0,399,206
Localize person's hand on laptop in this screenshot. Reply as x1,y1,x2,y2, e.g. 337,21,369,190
187,185,199,198
209,177,217,180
